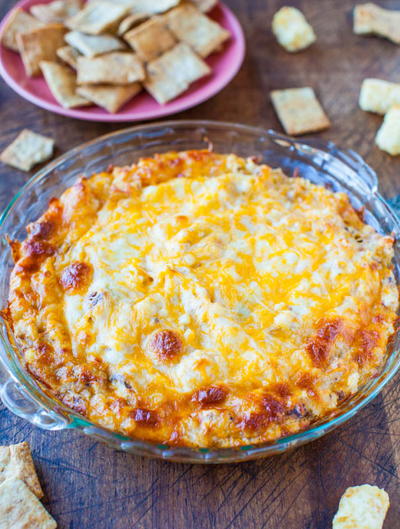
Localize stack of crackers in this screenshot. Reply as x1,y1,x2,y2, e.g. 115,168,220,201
0,0,230,113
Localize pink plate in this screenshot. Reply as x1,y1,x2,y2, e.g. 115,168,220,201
0,0,245,122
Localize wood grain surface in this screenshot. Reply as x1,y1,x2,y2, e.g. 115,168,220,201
1,1,400,528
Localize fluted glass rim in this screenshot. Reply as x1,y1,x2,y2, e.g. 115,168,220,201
0,119,399,463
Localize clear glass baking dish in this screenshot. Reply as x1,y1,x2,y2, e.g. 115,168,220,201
0,120,399,464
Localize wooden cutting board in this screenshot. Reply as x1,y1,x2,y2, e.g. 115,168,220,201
0,0,399,527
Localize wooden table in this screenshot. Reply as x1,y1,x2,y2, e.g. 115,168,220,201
1,1,400,527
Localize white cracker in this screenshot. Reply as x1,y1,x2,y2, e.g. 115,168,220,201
166,4,230,57
359,78,400,114
354,3,400,44
189,0,218,13
376,106,400,156
272,6,316,52
144,42,210,104
0,442,43,498
96,0,180,14
0,130,54,171
30,0,82,24
0,478,56,529
117,13,148,36
56,45,80,68
77,83,141,112
0,8,43,52
270,87,331,135
40,61,90,108
76,52,145,84
66,1,129,34
123,16,176,61
333,484,390,529
65,31,125,57
17,23,66,77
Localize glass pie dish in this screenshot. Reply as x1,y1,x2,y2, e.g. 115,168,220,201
0,120,399,464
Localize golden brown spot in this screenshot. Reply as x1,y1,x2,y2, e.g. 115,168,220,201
6,237,21,263
270,383,291,400
354,329,379,366
297,373,316,398
149,329,183,362
24,240,55,258
262,395,286,420
60,393,87,416
17,240,55,273
306,319,343,367
61,262,93,294
192,385,228,407
131,408,158,426
238,412,268,431
29,220,54,240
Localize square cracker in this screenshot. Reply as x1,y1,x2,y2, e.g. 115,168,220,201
56,45,80,68
17,23,66,77
0,478,56,529
40,61,90,108
166,4,230,57
376,105,400,156
0,442,42,498
0,129,54,171
109,0,180,14
66,1,129,35
189,0,218,12
30,0,82,24
359,78,400,114
77,52,145,85
77,83,142,112
333,484,389,529
270,87,331,135
144,42,210,104
0,8,43,52
124,16,176,61
65,31,125,57
118,13,149,36
354,3,400,45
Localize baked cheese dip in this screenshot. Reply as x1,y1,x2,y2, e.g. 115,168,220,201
6,151,399,447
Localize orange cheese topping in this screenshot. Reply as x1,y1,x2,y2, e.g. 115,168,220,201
7,151,398,447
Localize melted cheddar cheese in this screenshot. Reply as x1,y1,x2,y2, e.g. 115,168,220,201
7,151,398,447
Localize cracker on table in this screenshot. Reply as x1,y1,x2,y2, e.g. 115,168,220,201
0,442,43,498
376,105,400,156
359,78,400,114
166,4,230,57
0,130,54,171
354,3,400,45
124,16,176,61
144,42,210,104
65,31,125,57
66,1,129,34
272,6,316,53
17,23,66,77
0,8,43,52
30,0,82,24
270,87,331,135
77,83,142,112
333,484,389,529
40,61,90,108
0,478,56,529
189,0,218,12
56,45,80,68
118,13,149,36
77,52,145,85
